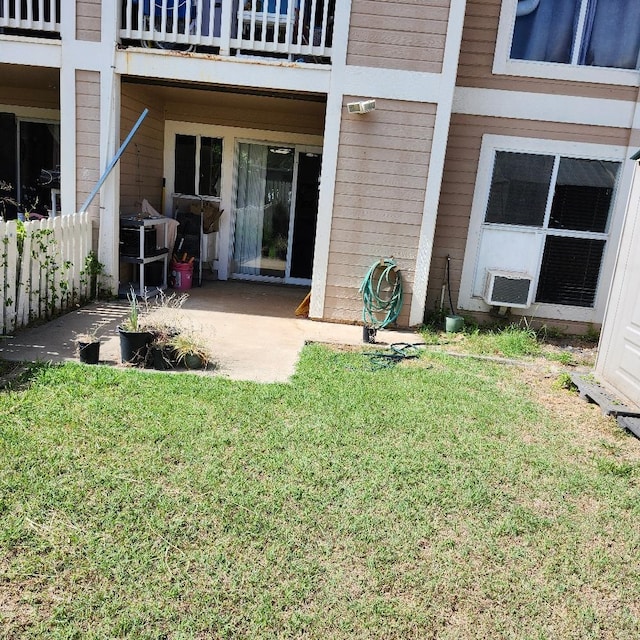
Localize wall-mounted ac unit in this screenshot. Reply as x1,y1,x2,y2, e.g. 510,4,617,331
483,270,534,308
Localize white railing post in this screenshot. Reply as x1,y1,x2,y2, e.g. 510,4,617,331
219,0,234,55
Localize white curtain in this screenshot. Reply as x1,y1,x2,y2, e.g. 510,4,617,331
233,143,267,275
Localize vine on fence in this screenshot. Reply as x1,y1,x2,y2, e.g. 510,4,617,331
1,216,93,334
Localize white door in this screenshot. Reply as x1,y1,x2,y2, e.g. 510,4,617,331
596,166,640,407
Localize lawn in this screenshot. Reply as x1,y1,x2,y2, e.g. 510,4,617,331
1,344,639,639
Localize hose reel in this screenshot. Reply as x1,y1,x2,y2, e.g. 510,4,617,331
359,258,403,342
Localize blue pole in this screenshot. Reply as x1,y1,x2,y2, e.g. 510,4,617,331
79,108,149,214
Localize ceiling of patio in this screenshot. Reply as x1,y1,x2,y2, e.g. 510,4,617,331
0,63,59,91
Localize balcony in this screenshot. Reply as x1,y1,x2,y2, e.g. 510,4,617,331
0,0,60,36
120,0,334,63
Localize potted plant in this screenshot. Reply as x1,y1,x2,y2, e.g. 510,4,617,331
146,325,180,370
169,332,212,370
75,330,101,365
117,289,154,365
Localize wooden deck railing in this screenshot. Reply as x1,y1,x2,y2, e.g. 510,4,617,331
0,0,60,34
120,0,333,61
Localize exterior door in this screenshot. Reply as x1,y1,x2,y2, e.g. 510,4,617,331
288,150,321,282
232,143,321,284
596,167,640,407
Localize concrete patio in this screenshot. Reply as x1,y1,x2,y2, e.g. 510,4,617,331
0,281,421,383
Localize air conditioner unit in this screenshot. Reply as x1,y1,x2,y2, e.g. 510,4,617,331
483,270,534,308
347,99,376,114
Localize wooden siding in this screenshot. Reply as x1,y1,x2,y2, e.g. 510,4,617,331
426,113,632,319
76,70,100,220
347,0,450,73
164,90,325,137
76,0,101,42
458,0,639,102
323,98,437,326
119,86,165,216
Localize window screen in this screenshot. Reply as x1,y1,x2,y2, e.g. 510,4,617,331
549,158,618,233
536,236,605,307
485,152,554,226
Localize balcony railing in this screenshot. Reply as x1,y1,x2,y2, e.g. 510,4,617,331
0,0,60,35
120,0,333,62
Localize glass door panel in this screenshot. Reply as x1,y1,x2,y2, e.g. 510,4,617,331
233,143,294,278
289,151,321,280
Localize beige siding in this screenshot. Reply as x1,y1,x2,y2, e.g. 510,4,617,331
76,0,101,42
426,114,632,320
164,90,325,136
119,85,165,216
76,70,100,220
347,0,450,73
458,0,639,102
324,98,436,326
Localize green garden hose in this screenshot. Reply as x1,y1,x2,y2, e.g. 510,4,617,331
359,258,404,330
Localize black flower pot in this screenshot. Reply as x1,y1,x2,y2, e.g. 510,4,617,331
78,341,100,365
150,345,176,370
118,328,153,365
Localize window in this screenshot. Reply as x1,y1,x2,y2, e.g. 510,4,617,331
482,150,619,308
174,134,222,197
511,0,640,70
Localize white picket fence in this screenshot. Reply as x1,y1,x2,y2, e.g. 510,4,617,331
0,213,92,335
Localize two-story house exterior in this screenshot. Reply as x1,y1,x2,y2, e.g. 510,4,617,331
1,0,639,334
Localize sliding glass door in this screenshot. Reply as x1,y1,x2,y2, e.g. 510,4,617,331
232,142,321,283
233,143,294,278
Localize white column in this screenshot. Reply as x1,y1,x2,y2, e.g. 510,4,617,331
308,0,352,319
58,1,77,215
97,2,121,293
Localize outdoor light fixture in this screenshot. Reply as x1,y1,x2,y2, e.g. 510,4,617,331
347,99,376,114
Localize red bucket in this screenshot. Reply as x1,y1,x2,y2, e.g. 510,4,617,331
170,261,193,291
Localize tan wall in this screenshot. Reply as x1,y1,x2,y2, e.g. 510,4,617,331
76,70,100,220
458,0,639,102
426,113,632,321
164,90,326,137
347,0,450,73
323,97,436,326
76,0,101,42
120,85,165,216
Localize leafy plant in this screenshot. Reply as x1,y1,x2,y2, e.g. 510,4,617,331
120,287,142,332
74,329,100,344
82,250,105,299
169,331,211,368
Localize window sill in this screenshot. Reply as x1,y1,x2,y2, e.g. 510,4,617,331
493,57,640,88
459,296,602,324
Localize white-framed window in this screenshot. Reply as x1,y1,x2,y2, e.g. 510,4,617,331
458,135,630,323
494,0,640,86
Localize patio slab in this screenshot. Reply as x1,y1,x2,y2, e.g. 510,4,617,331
0,281,421,383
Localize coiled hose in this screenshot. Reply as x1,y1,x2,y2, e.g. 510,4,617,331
359,258,404,329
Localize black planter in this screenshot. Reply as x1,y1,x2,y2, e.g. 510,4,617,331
118,328,153,365
78,341,100,365
150,345,176,370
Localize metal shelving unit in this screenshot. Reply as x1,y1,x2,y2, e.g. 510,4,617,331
119,216,171,297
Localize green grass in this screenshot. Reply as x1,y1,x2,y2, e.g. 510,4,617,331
1,346,639,639
420,322,593,365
